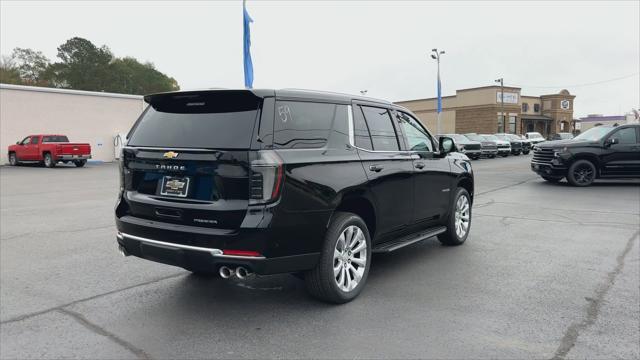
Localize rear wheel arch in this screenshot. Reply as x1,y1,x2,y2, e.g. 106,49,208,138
332,194,376,240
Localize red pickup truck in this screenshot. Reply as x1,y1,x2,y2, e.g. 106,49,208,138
8,134,92,168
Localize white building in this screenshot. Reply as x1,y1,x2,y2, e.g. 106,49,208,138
0,84,146,164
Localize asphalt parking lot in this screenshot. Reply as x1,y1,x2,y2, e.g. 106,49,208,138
1,156,638,359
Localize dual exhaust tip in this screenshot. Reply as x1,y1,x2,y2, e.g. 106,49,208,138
219,266,253,280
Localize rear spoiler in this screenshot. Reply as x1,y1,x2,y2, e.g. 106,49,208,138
144,89,275,114
144,89,275,104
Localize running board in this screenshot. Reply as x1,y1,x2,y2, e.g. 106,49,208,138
372,226,447,253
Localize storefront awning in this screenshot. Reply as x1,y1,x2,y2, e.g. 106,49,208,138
521,115,554,121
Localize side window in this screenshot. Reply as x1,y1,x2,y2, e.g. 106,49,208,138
31,136,39,145
273,101,336,149
353,106,373,150
397,112,434,152
361,106,399,151
610,127,637,144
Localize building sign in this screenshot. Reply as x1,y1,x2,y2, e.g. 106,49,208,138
496,92,519,104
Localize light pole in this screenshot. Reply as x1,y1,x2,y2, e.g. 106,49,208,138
495,78,504,133
431,48,445,134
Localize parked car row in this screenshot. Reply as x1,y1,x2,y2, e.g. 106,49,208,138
438,133,532,159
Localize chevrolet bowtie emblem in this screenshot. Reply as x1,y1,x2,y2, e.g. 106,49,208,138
166,179,185,191
163,151,179,159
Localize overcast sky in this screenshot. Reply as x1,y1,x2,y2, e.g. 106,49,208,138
1,0,638,117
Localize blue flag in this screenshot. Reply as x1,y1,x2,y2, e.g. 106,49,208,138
243,0,254,89
437,73,442,113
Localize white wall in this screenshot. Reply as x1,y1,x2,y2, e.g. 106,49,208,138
0,84,145,164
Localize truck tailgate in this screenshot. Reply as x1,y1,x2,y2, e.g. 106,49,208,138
56,143,91,155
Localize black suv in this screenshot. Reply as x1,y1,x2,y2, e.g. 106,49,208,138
531,124,640,186
115,89,474,303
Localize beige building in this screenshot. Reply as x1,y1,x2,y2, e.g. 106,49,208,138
1,84,145,164
396,85,576,137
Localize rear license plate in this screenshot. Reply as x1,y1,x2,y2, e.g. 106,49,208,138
160,176,190,197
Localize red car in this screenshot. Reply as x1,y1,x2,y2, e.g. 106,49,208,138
8,134,92,168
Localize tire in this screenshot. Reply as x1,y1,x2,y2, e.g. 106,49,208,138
43,153,56,168
567,160,596,187
541,176,562,183
8,152,18,166
489,154,496,159
74,160,87,167
523,150,530,155
501,153,509,157
438,188,471,246
305,212,371,304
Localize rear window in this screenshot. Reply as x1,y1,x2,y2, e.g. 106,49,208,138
273,101,339,149
42,136,69,143
128,91,261,149
361,106,399,151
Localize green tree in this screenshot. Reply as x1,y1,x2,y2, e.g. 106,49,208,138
0,55,22,85
52,37,113,91
11,48,51,85
2,37,180,94
105,57,179,94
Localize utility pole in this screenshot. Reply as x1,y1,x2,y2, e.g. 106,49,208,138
495,78,504,132
431,49,445,134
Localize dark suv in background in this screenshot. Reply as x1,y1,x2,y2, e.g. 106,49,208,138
531,124,640,186
116,89,474,303
464,133,498,158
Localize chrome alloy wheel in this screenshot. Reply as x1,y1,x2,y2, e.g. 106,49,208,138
333,225,367,292
454,195,470,238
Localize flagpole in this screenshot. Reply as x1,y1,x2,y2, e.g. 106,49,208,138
431,49,445,135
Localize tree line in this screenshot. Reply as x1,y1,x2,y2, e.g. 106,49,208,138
0,37,179,95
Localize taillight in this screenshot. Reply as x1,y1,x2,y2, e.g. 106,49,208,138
249,150,284,204
118,157,125,193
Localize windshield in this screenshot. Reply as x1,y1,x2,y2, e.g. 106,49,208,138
527,132,544,139
42,136,69,143
464,134,484,141
494,135,509,141
482,135,499,141
574,126,614,141
441,134,467,143
507,134,521,141
559,133,574,139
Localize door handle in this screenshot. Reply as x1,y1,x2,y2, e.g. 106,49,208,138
369,164,384,172
414,162,425,169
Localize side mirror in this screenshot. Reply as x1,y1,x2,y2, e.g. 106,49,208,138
16,141,20,145
439,137,455,154
605,138,618,147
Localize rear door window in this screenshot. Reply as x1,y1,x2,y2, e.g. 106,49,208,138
361,106,400,151
353,106,373,150
128,91,261,149
273,101,337,149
